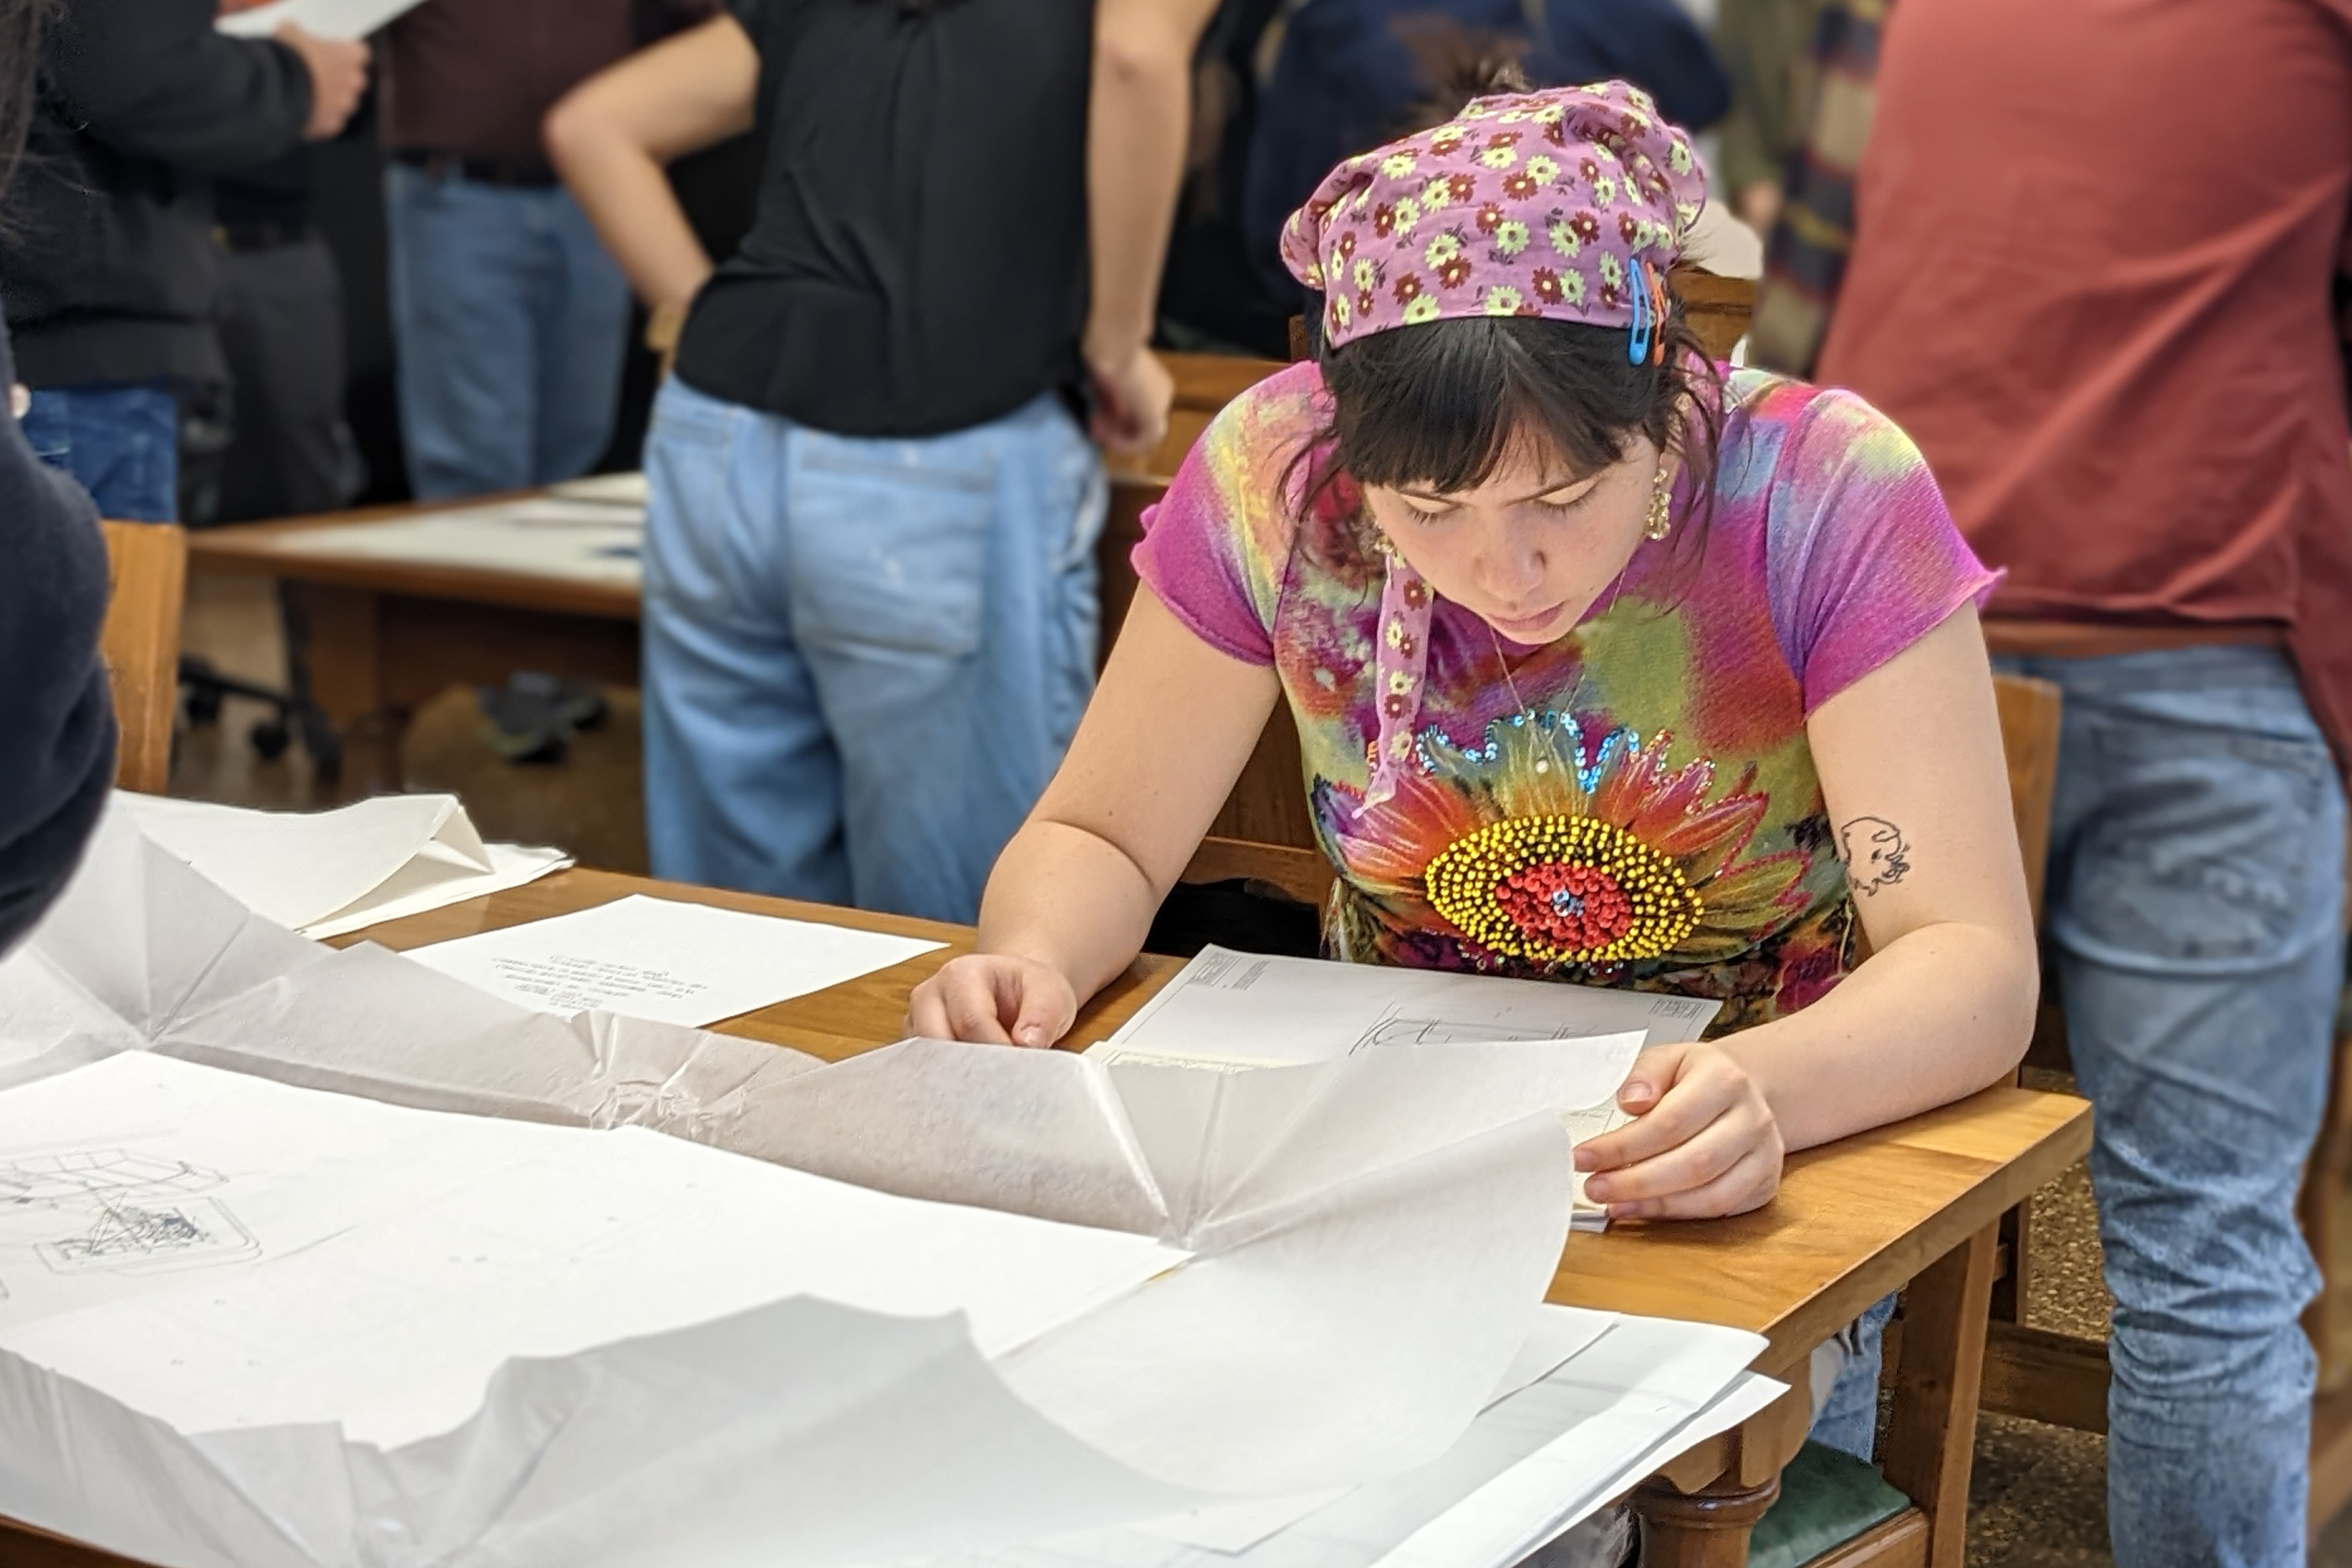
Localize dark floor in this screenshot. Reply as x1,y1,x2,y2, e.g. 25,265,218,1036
169,569,2351,1568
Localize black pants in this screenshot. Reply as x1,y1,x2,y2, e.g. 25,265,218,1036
208,234,362,523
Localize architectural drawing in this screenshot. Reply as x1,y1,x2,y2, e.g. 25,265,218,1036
1353,1014,1568,1053
0,1149,258,1275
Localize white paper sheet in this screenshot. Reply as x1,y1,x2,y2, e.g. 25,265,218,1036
0,1054,1184,1445
545,471,650,508
217,0,425,38
1098,946,1720,1065
0,815,1743,1568
915,1310,1776,1568
1094,946,1706,1228
118,792,569,937
1131,1306,1621,1553
268,497,645,585
403,893,943,1025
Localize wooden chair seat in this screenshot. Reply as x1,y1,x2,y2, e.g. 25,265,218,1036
1751,1444,1917,1568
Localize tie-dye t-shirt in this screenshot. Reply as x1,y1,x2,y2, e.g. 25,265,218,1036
1135,362,1996,1035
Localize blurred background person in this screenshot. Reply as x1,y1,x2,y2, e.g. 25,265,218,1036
1712,0,1824,236
205,139,366,524
0,0,119,950
1816,1,2352,1562
1740,0,1882,375
377,0,715,501
548,0,1217,924
0,0,367,522
1242,0,1729,310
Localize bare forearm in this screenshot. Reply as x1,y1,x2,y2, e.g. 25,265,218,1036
1083,19,1193,367
976,819,1162,1004
1723,920,2037,1152
550,132,712,309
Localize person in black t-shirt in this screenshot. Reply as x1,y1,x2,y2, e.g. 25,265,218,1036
547,0,1216,924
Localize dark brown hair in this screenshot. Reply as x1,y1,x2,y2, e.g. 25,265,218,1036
1290,15,1724,569
1296,310,1724,575
1392,15,1532,129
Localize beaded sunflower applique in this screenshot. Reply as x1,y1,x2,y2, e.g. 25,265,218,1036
1321,714,1813,970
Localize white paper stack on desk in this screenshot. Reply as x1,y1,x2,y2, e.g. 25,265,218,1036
118,790,571,938
267,495,646,586
0,812,1779,1568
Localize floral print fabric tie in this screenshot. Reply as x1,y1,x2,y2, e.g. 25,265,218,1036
1364,551,1438,809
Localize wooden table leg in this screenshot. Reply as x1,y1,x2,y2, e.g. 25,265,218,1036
1880,1221,2000,1568
1632,1355,1814,1567
282,580,395,795
1633,1472,1782,1568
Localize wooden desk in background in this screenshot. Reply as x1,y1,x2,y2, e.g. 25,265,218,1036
188,495,644,795
4,870,2089,1568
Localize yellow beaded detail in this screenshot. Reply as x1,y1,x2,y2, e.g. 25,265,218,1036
1423,813,1703,964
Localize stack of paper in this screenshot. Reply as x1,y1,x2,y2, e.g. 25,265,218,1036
268,496,644,586
118,792,570,938
0,811,1781,1568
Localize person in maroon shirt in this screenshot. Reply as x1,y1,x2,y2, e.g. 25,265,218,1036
379,0,715,500
1817,3,2352,1563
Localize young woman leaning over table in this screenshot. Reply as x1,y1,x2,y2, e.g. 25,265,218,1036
908,79,2037,1446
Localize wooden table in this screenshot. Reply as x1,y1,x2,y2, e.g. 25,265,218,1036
8,870,2090,1568
188,495,644,794
190,469,1173,801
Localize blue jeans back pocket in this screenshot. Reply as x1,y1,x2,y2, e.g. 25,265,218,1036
787,438,992,661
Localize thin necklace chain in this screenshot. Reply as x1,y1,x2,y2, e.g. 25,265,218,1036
1485,549,1634,781
1482,448,1674,781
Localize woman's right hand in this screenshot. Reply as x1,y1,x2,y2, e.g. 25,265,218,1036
905,954,1080,1048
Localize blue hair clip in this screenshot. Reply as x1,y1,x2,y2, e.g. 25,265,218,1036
1628,258,1654,364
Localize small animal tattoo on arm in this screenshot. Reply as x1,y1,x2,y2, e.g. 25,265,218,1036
1838,817,1911,895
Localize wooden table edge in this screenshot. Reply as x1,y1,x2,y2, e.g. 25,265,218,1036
187,496,644,622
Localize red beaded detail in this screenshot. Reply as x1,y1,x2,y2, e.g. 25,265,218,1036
1493,861,1634,951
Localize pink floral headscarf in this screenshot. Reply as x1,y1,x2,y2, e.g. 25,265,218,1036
1279,80,1706,808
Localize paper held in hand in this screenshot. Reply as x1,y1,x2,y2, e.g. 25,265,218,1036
216,0,426,39
1092,945,1724,1227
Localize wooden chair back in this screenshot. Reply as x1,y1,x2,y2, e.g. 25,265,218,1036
1671,268,1757,363
98,520,187,795
1990,672,2061,927
1096,475,1165,670
1108,352,1289,483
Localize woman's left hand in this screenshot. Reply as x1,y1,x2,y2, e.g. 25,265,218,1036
1574,1041,1784,1221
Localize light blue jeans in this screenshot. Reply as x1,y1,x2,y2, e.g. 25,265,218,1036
22,381,179,522
383,162,631,500
2000,645,2344,1568
641,376,1107,924
1811,1293,1899,1462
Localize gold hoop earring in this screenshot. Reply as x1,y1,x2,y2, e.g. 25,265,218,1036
1644,459,1674,541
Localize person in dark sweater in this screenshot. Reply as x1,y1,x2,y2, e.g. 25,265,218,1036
0,0,366,522
0,0,118,953
209,143,364,524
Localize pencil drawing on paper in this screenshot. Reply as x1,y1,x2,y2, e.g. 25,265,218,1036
1355,1014,1562,1052
0,1149,258,1275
